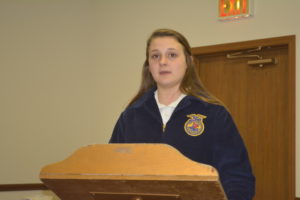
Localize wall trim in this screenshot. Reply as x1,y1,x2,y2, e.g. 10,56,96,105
0,183,47,191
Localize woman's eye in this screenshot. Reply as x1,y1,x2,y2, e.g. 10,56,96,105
151,54,160,59
169,53,177,58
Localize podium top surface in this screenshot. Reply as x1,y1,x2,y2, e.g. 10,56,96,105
40,144,218,181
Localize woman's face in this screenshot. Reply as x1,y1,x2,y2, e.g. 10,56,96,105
148,36,187,90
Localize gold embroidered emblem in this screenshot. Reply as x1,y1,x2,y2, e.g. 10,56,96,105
184,114,207,136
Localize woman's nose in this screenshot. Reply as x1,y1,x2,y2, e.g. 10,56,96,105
159,55,168,66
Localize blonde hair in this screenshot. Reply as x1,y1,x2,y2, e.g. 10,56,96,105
127,28,221,107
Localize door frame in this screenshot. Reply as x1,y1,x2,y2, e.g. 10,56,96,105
191,35,296,200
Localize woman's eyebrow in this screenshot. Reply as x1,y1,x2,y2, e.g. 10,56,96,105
150,48,177,52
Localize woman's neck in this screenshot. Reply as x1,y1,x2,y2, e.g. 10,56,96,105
157,87,182,106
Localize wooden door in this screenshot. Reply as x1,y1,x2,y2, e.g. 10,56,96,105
192,36,295,200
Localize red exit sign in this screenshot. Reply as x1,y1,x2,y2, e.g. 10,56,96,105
219,0,253,20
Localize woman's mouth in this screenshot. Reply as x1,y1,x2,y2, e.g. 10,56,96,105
159,71,171,75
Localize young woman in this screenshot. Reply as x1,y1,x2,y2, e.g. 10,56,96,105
109,29,255,200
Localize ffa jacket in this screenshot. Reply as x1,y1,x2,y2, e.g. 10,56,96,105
110,88,255,200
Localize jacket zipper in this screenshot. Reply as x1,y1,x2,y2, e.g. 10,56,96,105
162,124,166,132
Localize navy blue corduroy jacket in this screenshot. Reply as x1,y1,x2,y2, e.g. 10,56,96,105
110,88,255,200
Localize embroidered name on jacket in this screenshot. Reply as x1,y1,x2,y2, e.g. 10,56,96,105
184,114,207,136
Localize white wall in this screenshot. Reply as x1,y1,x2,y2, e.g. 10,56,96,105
0,0,299,199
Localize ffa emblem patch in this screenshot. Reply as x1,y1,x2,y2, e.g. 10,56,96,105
184,114,207,136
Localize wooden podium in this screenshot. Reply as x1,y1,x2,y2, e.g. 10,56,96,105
40,144,227,200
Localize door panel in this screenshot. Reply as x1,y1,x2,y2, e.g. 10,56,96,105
192,36,295,200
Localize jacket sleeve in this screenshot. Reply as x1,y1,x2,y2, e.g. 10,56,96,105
212,107,255,200
109,113,126,143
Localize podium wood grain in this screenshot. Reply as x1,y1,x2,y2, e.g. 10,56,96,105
40,144,227,200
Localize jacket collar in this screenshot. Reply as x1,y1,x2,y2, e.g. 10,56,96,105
128,87,210,123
